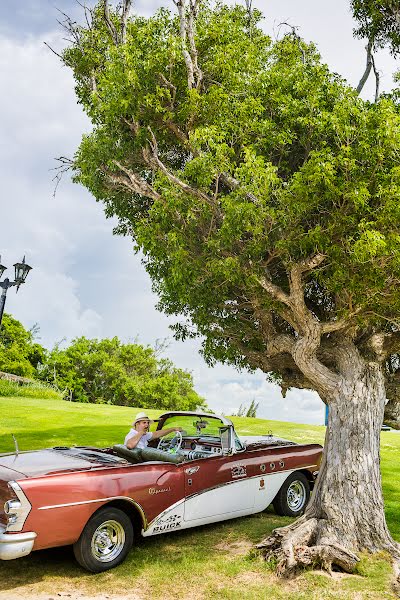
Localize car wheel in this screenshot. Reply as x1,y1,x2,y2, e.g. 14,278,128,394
73,507,134,573
272,472,310,517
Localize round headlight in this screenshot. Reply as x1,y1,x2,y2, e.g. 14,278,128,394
4,500,21,514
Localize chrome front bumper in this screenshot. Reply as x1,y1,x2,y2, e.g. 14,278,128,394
0,525,36,560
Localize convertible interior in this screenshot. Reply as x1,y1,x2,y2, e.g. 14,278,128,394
113,417,242,464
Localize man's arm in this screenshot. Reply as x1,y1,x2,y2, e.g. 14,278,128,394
126,431,146,449
151,427,182,440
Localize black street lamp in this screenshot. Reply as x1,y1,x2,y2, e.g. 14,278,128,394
0,255,32,330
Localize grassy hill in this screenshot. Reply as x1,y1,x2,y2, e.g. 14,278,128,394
0,395,399,599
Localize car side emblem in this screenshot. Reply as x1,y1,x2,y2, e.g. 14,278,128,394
259,478,265,490
148,487,171,495
185,466,200,475
231,465,247,479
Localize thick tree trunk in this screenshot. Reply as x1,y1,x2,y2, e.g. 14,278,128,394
258,361,400,579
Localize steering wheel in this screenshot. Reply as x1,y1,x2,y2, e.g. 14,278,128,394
167,430,183,453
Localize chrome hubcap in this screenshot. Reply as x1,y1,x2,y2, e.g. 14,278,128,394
91,520,125,562
287,480,306,512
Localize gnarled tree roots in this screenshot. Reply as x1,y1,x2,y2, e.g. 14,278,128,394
256,517,360,576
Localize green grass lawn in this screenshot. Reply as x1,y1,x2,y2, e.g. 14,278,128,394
0,396,399,600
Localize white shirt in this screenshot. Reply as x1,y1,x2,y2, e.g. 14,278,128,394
124,428,153,449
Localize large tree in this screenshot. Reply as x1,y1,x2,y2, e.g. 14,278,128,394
59,0,400,579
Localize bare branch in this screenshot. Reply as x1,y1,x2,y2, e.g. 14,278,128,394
143,127,216,207
219,173,260,204
123,117,140,136
256,275,291,308
51,156,74,197
121,0,133,43
356,39,373,94
187,0,203,89
173,0,203,89
320,308,362,334
278,22,305,63
103,0,119,43
370,52,381,102
174,0,196,88
43,41,63,60
110,161,161,201
158,73,177,106
75,0,94,30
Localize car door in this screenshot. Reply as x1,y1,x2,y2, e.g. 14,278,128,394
183,447,255,523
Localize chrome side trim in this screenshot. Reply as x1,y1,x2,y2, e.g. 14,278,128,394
6,482,32,533
37,495,147,527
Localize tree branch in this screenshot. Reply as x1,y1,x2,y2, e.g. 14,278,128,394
356,39,373,94
173,0,203,89
43,41,63,60
365,331,400,361
187,0,203,89
370,52,381,102
120,0,133,43
143,127,216,208
103,0,119,43
256,275,291,308
109,161,161,201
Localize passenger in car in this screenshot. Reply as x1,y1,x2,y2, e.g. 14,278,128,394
124,412,182,449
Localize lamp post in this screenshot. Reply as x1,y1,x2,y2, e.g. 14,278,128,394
0,256,32,330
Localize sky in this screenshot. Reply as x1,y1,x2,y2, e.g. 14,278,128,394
0,1,398,425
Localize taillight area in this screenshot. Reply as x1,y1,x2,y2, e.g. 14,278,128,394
0,480,17,527
4,498,22,527
1,482,31,532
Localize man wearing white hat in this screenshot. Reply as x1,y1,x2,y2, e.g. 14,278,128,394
124,412,182,450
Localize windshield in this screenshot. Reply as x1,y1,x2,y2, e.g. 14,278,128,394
157,415,225,438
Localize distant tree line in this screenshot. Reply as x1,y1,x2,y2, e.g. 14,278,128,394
0,313,205,411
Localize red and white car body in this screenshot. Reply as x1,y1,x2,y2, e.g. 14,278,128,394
0,411,322,571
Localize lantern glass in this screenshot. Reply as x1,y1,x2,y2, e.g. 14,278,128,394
13,256,32,284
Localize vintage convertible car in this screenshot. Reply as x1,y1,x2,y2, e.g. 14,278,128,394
0,411,322,572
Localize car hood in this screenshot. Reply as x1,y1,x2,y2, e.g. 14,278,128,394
0,448,125,479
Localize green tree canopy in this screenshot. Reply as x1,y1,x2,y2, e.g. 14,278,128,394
59,0,400,578
351,0,400,54
0,313,46,377
39,335,205,410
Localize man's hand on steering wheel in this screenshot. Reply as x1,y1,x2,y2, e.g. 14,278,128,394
168,430,183,452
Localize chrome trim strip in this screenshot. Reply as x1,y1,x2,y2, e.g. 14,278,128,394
39,495,139,510
38,495,147,528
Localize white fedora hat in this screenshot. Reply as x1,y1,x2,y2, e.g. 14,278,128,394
133,411,153,425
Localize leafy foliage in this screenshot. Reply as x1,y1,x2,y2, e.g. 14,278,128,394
63,2,400,384
0,313,46,377
351,0,400,53
39,336,206,410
